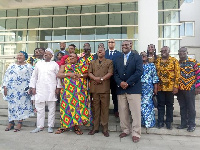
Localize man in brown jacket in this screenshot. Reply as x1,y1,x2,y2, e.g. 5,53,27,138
88,47,113,137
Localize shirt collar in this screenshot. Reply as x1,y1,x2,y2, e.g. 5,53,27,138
124,51,131,57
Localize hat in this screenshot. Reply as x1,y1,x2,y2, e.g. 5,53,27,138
45,48,54,55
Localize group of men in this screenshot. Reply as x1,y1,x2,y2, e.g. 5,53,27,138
27,39,200,143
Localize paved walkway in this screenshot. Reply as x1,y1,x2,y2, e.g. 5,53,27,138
0,125,200,150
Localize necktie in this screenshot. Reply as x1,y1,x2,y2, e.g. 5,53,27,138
110,51,113,60
124,54,127,65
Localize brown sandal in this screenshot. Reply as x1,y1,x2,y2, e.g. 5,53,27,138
14,122,22,132
55,128,66,134
74,128,83,135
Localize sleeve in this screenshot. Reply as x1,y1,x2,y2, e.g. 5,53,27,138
29,63,39,88
55,63,62,88
126,55,143,86
88,61,93,73
2,64,12,87
151,63,159,84
194,60,200,88
114,61,123,86
27,64,34,84
173,58,180,89
108,60,113,74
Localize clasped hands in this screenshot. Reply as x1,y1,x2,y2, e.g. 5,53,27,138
120,81,128,89
93,77,102,85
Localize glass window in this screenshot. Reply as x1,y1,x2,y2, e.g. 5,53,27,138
16,43,27,52
40,8,53,15
53,16,66,28
0,10,6,17
27,43,37,54
67,29,80,40
3,44,16,55
27,30,39,41
28,18,39,28
0,20,6,30
4,32,16,42
67,6,81,27
6,19,16,29
122,13,137,25
184,0,194,3
54,7,67,15
81,5,95,26
81,28,95,40
52,43,60,51
40,17,52,28
53,30,66,40
96,28,108,40
16,31,27,41
180,22,194,37
29,8,39,16
17,18,28,29
39,30,52,41
164,0,179,9
96,14,108,26
122,2,137,11
109,4,121,25
96,4,108,13
18,9,28,16
7,10,17,17
185,22,194,36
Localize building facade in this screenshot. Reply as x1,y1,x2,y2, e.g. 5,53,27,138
0,0,181,84
180,0,200,61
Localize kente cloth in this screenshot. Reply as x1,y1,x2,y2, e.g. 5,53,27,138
60,63,93,128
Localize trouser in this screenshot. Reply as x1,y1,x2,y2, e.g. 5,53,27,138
92,93,110,132
110,77,118,113
177,90,196,127
118,94,141,138
157,91,174,124
35,101,56,128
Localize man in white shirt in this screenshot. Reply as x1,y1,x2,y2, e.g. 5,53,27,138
30,48,61,133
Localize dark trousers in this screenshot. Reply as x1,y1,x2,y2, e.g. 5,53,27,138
177,90,196,127
157,91,174,124
110,76,118,113
92,93,110,132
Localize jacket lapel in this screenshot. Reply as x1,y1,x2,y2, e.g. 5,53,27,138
125,52,134,67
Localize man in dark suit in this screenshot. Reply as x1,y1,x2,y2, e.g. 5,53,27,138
105,39,121,118
54,42,69,61
114,40,143,143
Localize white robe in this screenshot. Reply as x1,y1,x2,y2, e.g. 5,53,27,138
29,60,61,103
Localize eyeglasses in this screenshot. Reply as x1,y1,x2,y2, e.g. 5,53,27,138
108,42,115,43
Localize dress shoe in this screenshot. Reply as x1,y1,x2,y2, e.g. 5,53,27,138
119,132,128,138
166,123,172,130
157,123,164,129
102,131,109,137
88,130,99,135
132,136,140,143
177,125,187,129
187,126,195,132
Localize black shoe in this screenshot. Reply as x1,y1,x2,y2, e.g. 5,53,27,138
166,123,172,130
157,123,164,129
187,126,195,132
177,125,187,129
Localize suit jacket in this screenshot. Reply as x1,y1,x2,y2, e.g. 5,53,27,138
114,52,143,94
54,50,69,61
105,49,121,63
89,58,113,94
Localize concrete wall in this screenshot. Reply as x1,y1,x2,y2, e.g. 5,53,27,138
180,1,200,60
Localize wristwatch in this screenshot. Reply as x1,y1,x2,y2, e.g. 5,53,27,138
100,78,104,81
81,74,83,77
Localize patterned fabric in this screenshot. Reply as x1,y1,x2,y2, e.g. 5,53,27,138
59,63,92,128
179,57,200,90
78,55,94,66
155,56,180,91
27,57,41,68
148,55,159,63
141,63,159,128
2,63,34,121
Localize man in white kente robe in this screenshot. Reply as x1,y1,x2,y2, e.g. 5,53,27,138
30,48,61,133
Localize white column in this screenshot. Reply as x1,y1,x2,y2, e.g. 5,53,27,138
138,0,158,53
